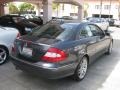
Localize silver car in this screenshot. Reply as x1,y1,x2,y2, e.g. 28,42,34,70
0,26,19,65
114,19,120,27
88,18,109,31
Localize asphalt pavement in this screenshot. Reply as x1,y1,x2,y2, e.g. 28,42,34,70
0,27,120,90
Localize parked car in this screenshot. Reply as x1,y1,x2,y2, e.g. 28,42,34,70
114,19,120,27
0,26,19,65
11,22,113,81
0,15,38,35
61,16,74,20
107,19,115,26
27,16,43,26
51,17,78,24
22,14,43,25
88,17,109,31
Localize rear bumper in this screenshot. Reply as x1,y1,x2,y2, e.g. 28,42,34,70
10,55,77,79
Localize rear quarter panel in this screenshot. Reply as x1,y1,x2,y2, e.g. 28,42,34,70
0,27,19,53
53,39,89,65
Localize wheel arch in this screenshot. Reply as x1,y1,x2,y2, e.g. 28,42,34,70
111,39,113,43
84,54,90,64
0,45,9,55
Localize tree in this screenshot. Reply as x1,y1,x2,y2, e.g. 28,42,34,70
52,3,60,11
83,3,89,18
52,3,60,16
19,3,34,12
8,3,19,14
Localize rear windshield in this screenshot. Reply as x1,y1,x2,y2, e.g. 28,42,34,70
13,16,25,23
30,23,78,40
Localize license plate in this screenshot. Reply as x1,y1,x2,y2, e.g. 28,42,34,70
21,47,32,56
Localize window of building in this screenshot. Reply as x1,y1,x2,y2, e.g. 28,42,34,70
115,5,119,9
95,5,101,9
104,5,111,10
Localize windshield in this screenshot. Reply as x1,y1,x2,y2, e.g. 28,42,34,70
30,23,78,40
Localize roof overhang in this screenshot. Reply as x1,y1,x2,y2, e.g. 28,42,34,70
53,0,82,6
0,0,83,6
0,0,42,4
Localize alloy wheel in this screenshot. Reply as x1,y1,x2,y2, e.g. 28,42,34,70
0,48,7,64
109,42,113,54
78,57,88,79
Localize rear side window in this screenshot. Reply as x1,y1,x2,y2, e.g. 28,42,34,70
89,25,105,37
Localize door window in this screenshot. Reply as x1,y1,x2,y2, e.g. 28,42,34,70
89,25,105,38
79,25,93,39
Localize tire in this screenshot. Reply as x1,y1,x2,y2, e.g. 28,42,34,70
106,26,109,31
0,46,9,65
73,56,88,81
106,42,113,55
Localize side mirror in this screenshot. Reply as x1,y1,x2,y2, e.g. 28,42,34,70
106,32,110,36
104,30,110,36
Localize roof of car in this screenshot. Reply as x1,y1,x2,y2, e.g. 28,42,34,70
2,15,24,17
62,23,80,25
63,22,94,26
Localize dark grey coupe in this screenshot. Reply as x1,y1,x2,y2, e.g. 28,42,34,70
11,22,113,81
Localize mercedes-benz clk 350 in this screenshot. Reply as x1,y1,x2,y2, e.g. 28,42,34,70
11,22,113,81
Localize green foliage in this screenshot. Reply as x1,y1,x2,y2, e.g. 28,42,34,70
52,3,60,11
8,3,19,14
84,10,88,18
84,3,89,10
83,3,89,18
19,3,34,12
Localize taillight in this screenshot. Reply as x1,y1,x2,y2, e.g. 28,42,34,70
12,45,16,53
12,44,16,53
16,33,21,39
41,48,67,62
12,42,17,53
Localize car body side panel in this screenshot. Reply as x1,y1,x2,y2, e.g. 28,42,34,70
86,36,99,63
95,36,111,56
0,27,18,53
53,37,98,65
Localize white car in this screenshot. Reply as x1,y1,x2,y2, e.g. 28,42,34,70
88,18,109,31
114,19,120,27
0,27,19,65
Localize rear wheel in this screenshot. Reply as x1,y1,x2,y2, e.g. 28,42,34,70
73,56,88,81
0,46,9,65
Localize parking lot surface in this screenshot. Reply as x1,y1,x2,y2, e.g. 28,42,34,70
0,27,120,90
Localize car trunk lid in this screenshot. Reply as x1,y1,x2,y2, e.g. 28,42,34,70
15,35,60,62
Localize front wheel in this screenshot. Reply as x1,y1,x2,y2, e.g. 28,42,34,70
106,26,109,31
106,42,113,55
73,56,88,81
0,46,9,65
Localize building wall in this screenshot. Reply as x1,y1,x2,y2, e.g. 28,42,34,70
52,4,78,18
4,6,9,14
84,0,119,19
